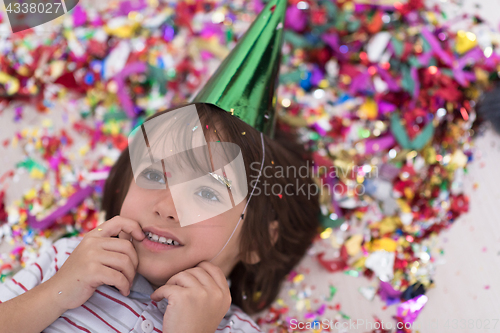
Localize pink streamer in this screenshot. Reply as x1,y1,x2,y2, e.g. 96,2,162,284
28,185,95,230
396,295,428,325
364,133,396,154
113,62,148,118
376,65,400,92
420,27,453,67
378,100,397,114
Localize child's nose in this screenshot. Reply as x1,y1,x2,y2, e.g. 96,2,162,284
152,188,179,223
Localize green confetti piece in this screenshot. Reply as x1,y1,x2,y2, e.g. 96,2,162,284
327,285,337,301
279,69,303,85
319,213,345,229
391,113,412,149
335,11,349,30
344,270,359,277
359,128,370,139
339,311,351,320
440,68,454,77
147,65,168,95
408,56,422,68
401,65,414,94
225,28,233,45
103,110,129,122
347,19,361,33
310,132,320,141
323,0,338,19
81,110,92,119
60,230,82,239
166,68,176,79
411,121,435,150
313,23,336,34
390,113,435,151
16,158,47,173
391,37,404,57
422,34,432,53
409,54,437,68
284,31,313,48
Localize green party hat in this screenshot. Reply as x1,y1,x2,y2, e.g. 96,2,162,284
190,0,287,138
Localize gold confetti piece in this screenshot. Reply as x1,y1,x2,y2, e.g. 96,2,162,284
358,98,378,120
25,189,37,201
369,237,398,252
209,172,232,189
345,234,363,256
98,228,103,231
30,169,45,180
456,30,477,54
292,273,304,284
241,132,246,135
320,227,332,239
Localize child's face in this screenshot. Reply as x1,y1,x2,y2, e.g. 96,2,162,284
119,175,247,290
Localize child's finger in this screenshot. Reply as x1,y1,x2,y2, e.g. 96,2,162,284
196,261,230,291
100,238,139,270
182,266,217,288
93,216,145,241
100,265,132,297
166,270,202,289
150,284,184,303
98,251,137,287
117,230,133,242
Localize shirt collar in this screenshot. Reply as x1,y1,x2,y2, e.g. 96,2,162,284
130,273,155,296
130,273,232,296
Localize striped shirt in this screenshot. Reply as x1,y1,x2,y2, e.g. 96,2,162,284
0,236,262,333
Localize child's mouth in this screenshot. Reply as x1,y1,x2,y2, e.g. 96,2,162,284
143,231,182,246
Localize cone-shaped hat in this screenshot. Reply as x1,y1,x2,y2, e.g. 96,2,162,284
190,0,287,138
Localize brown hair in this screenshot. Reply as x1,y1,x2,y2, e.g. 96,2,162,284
101,102,320,314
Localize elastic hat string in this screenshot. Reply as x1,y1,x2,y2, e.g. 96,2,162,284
209,132,266,263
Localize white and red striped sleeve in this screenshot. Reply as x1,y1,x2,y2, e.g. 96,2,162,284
0,236,82,303
216,304,263,333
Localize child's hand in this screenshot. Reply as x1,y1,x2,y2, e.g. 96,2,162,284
150,261,232,333
49,216,145,310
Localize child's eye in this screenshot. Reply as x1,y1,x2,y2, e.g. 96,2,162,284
140,168,166,184
195,187,221,202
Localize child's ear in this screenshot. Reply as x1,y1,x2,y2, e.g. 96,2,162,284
269,220,279,246
245,220,279,265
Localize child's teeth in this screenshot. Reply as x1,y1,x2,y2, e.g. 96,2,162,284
144,231,180,246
